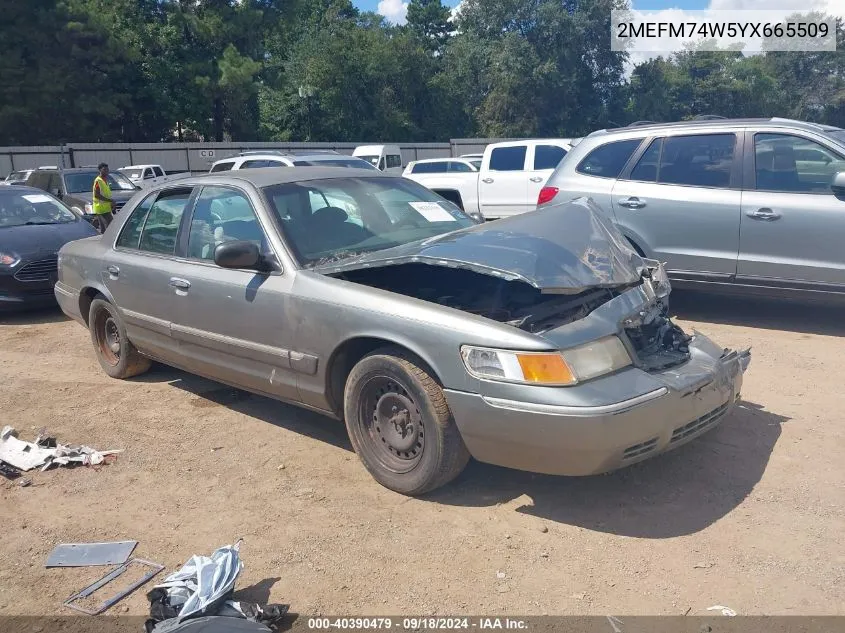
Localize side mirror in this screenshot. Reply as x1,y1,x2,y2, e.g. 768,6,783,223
832,172,845,200
214,240,261,269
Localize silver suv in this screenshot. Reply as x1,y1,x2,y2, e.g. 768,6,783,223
541,118,845,300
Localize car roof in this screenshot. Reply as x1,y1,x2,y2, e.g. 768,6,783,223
33,167,99,173
168,166,395,188
593,117,843,138
410,157,473,164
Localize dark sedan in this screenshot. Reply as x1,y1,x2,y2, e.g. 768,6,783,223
0,186,97,310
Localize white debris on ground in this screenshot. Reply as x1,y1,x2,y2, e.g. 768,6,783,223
0,426,122,472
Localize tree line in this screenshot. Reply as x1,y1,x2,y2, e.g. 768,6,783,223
1,0,844,146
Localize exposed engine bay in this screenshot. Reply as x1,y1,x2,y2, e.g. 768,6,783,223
334,261,692,371
333,263,625,334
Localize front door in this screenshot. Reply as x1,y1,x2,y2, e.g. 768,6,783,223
610,132,742,278
737,131,845,289
479,143,530,218
169,184,300,402
105,187,196,362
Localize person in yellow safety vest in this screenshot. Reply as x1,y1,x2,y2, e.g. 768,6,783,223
92,162,115,233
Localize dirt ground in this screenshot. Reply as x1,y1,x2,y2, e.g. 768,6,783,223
1,291,844,621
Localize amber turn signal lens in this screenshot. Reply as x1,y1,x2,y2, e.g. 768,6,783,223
516,353,575,385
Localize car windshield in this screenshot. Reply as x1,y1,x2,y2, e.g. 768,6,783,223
263,177,476,266
121,168,143,179
0,190,77,228
293,159,378,170
64,171,137,194
7,171,30,181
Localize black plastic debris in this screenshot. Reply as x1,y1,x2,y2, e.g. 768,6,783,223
0,460,21,480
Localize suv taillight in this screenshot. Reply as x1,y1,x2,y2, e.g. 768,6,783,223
537,186,559,206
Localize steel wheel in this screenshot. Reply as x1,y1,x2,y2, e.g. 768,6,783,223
359,376,425,473
94,309,120,366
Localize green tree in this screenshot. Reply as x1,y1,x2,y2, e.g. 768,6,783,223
406,0,452,56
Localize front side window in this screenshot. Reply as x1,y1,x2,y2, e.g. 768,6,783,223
116,193,157,249
576,139,642,179
386,155,402,168
754,133,845,193
187,186,266,261
533,145,568,170
489,146,527,171
263,177,475,266
138,189,193,255
657,134,735,188
153,167,164,177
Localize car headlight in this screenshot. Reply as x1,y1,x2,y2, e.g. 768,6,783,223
461,337,631,386
0,252,21,267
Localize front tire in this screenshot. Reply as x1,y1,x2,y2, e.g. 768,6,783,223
343,348,470,495
88,298,151,379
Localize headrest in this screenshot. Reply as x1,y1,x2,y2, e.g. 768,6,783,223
310,206,348,224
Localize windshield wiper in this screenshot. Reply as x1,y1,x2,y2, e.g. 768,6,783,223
23,221,59,225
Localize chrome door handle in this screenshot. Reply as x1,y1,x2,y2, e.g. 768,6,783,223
106,265,119,277
481,178,494,184
618,197,646,209
746,208,781,221
529,177,543,183
169,278,191,290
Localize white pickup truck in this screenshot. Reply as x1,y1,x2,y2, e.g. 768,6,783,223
118,164,174,189
403,139,576,219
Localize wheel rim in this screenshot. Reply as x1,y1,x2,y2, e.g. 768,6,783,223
95,309,121,366
358,375,424,474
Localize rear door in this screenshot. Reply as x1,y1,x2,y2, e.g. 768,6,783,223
105,186,197,361
610,132,742,278
169,184,300,401
479,143,530,218
737,130,845,289
525,143,569,206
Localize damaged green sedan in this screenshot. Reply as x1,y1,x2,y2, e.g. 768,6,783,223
55,167,751,495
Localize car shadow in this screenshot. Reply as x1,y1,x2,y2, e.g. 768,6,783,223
0,306,68,325
426,400,789,538
134,364,353,452
231,576,282,604
669,290,845,337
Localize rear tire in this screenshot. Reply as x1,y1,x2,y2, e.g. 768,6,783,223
88,298,151,379
343,348,470,495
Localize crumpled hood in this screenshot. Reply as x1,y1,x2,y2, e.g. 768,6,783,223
315,197,646,294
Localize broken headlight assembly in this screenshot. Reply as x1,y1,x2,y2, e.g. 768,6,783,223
460,337,632,386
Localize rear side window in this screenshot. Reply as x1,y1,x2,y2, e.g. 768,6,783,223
576,139,642,178
116,193,157,249
533,145,568,170
658,134,735,188
489,146,527,171
138,189,193,255
242,159,285,169
628,139,661,182
412,162,447,174
210,161,235,173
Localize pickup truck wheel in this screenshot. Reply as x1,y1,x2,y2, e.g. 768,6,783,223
344,348,470,495
88,299,151,379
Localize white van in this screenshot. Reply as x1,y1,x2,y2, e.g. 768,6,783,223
352,145,403,172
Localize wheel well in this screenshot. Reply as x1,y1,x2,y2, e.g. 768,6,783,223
79,288,105,326
432,189,464,210
626,237,646,257
326,337,441,417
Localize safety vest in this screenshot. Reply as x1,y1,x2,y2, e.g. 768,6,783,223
92,175,112,214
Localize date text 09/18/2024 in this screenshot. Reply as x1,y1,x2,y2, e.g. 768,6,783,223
307,618,528,630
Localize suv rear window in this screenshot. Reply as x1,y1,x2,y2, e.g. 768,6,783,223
576,139,642,178
210,161,235,173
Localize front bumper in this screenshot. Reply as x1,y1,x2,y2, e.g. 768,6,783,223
0,273,59,311
445,333,750,476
